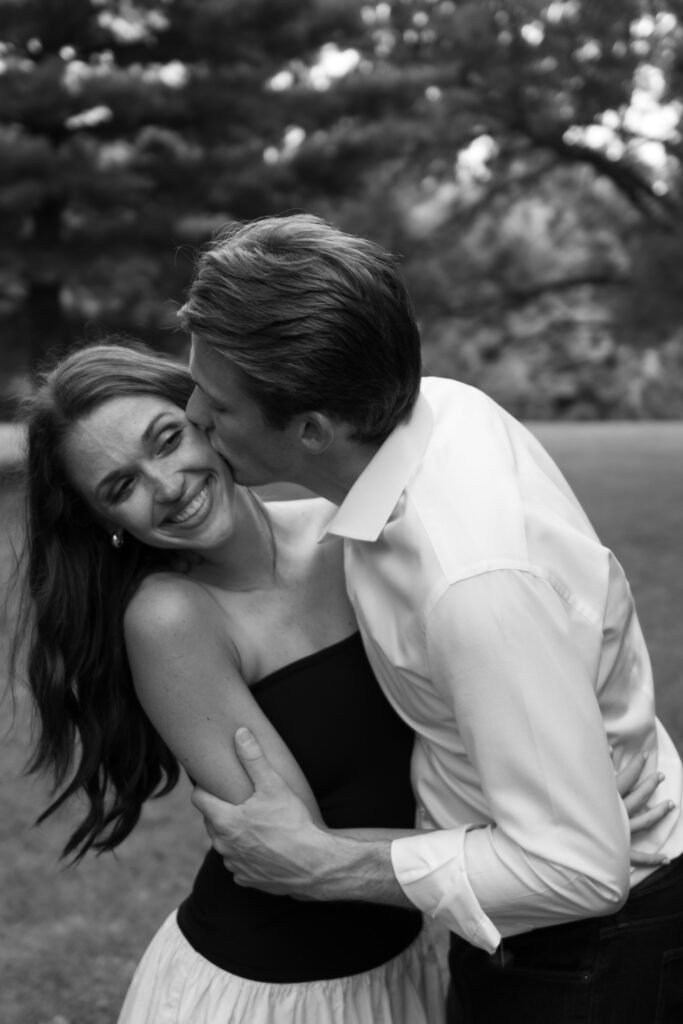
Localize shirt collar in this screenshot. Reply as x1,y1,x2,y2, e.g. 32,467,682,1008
322,391,434,542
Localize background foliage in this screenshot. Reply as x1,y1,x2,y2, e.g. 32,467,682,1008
1,0,683,418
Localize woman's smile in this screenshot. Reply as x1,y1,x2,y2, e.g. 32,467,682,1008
163,479,212,528
63,394,238,552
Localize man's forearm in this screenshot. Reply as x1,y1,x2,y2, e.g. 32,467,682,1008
301,827,414,907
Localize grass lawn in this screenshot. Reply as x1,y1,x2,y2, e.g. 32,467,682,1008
1,422,682,1024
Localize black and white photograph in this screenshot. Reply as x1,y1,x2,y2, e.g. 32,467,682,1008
1,3,683,1022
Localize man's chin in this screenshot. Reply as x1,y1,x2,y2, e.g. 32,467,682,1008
213,448,238,477
225,461,261,487
212,449,269,488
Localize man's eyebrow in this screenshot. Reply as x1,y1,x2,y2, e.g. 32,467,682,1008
94,412,170,498
190,364,224,406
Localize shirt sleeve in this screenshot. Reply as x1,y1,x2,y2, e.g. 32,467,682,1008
390,569,631,949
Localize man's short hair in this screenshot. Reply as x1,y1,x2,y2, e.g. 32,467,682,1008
178,213,422,444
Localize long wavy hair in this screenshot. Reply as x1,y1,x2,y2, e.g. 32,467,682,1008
12,340,195,860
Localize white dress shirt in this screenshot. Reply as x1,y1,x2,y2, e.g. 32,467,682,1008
324,377,683,953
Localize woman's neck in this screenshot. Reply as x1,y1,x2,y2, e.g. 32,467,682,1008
187,488,277,592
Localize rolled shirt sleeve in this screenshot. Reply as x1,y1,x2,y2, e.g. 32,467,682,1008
391,824,502,952
391,569,631,948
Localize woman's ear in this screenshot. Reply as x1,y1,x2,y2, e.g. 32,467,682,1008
101,518,122,546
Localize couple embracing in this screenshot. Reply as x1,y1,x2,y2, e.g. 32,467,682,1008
17,214,683,1023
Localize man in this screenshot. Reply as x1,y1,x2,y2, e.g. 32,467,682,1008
179,213,683,1022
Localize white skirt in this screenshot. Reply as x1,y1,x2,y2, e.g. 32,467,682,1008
117,910,448,1024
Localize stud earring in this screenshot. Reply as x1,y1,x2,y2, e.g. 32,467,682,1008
111,530,124,549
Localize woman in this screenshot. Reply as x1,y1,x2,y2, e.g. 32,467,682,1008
14,340,446,1024
13,341,667,1024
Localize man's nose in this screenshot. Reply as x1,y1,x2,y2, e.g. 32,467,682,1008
186,387,211,429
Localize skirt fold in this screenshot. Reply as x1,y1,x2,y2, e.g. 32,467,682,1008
117,910,447,1024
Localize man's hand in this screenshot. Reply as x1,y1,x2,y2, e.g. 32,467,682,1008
192,727,406,906
616,751,673,867
191,727,330,897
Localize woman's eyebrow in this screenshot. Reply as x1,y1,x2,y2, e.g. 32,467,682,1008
141,411,175,443
94,412,171,497
95,467,127,500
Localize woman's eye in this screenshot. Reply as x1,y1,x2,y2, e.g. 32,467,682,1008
159,427,182,453
111,478,134,503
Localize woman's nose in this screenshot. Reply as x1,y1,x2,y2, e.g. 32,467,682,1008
152,468,185,502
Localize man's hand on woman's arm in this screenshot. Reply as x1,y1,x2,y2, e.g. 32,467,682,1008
191,728,673,901
192,727,411,904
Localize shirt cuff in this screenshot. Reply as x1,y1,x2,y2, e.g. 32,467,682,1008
391,827,501,953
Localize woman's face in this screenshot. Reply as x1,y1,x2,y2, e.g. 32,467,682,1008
62,393,238,552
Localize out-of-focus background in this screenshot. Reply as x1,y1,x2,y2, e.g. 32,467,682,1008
1,2,682,1022
1,0,683,415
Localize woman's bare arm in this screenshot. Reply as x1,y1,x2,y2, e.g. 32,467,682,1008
123,574,321,818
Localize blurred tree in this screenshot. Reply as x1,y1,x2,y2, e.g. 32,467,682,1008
1,0,682,417
0,0,357,372
274,0,683,275
270,0,683,416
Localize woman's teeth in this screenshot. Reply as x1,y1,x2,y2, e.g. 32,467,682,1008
169,485,209,524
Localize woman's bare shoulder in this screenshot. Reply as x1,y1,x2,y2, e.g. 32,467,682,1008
124,571,224,641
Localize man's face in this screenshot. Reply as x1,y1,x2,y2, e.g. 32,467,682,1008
187,336,305,487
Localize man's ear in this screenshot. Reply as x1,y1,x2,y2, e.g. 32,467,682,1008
298,412,337,454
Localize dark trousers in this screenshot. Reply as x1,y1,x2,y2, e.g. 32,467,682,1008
447,853,683,1023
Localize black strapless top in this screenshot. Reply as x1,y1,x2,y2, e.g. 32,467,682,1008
176,632,422,982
